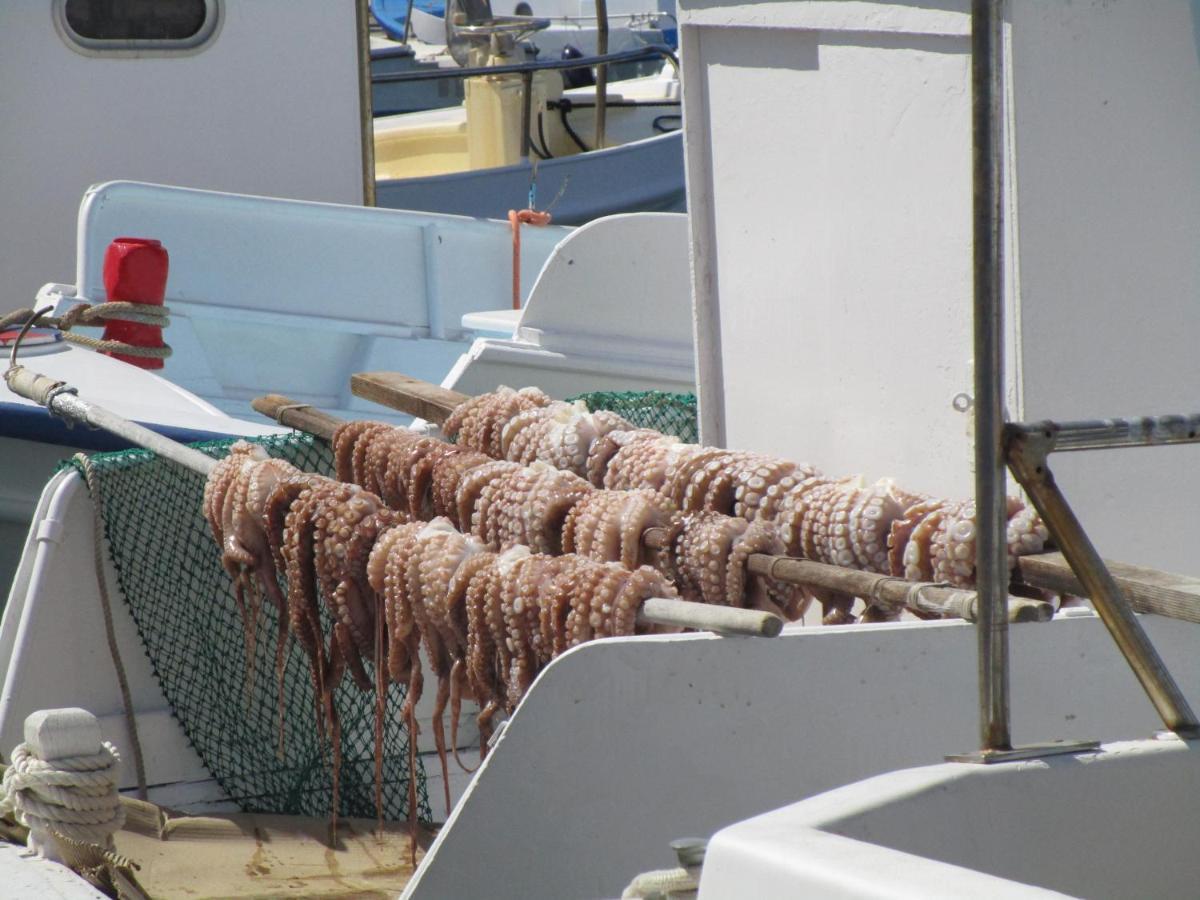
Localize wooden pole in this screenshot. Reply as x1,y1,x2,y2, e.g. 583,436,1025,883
252,395,340,441
638,598,782,637
350,372,464,424
594,0,609,150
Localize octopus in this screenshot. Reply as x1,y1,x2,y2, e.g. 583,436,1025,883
671,512,807,618
893,495,1049,589
442,385,553,456
203,443,308,703
502,401,633,477
584,428,663,487
562,488,681,572
333,418,813,624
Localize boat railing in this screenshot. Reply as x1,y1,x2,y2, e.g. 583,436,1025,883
369,42,676,84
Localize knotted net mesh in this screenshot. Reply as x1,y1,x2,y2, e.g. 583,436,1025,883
568,390,699,442
63,432,431,823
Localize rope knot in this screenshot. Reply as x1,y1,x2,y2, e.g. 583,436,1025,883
2,301,173,360
1,740,125,852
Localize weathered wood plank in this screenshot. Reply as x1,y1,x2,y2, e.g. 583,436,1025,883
350,372,466,424
251,394,340,441
1017,552,1200,625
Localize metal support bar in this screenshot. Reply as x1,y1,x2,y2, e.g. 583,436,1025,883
520,70,533,161
1008,416,1200,454
5,365,215,476
370,44,675,84
971,0,1011,752
1006,430,1200,737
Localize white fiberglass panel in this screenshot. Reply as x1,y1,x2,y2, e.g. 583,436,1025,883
0,2,364,303
689,23,978,497
1008,1,1200,576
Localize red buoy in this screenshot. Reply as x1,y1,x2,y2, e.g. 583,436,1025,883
101,237,168,369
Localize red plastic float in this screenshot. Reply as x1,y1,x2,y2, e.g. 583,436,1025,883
101,237,169,369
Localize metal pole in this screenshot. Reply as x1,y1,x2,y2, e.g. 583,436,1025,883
972,0,1011,751
594,0,609,149
5,365,216,475
520,70,533,161
355,0,377,207
1008,415,1200,454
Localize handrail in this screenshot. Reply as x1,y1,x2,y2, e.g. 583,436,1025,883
1007,415,1200,454
370,43,677,84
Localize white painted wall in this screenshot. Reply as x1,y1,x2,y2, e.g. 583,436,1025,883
1007,1,1200,575
0,2,365,306
680,2,976,496
406,612,1200,898
680,1,1200,573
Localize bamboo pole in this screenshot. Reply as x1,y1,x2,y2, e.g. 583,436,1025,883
255,392,1053,625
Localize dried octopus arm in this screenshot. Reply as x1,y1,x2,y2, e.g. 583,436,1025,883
733,459,803,522
611,566,677,636
902,502,952,582
333,420,381,481
456,460,521,542
521,465,593,555
700,452,768,517
382,524,423,684
430,448,490,527
466,565,505,745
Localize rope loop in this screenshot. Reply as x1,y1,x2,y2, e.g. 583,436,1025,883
509,208,553,311
0,741,125,846
2,301,172,359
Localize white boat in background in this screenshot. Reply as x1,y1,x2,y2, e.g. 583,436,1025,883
0,2,369,309
370,0,677,64
375,64,684,222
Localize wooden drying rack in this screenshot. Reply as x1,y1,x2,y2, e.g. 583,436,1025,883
249,372,1120,626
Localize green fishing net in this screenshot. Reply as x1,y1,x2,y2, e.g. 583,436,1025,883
63,433,430,823
568,390,698,443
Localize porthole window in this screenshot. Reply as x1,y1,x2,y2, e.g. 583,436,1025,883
55,0,220,53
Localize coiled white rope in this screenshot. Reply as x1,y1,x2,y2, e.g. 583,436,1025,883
621,866,699,898
0,742,125,847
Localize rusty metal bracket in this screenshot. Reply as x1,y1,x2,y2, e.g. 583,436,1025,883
1004,420,1200,738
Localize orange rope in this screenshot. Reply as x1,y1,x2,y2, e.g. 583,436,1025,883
509,208,553,310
